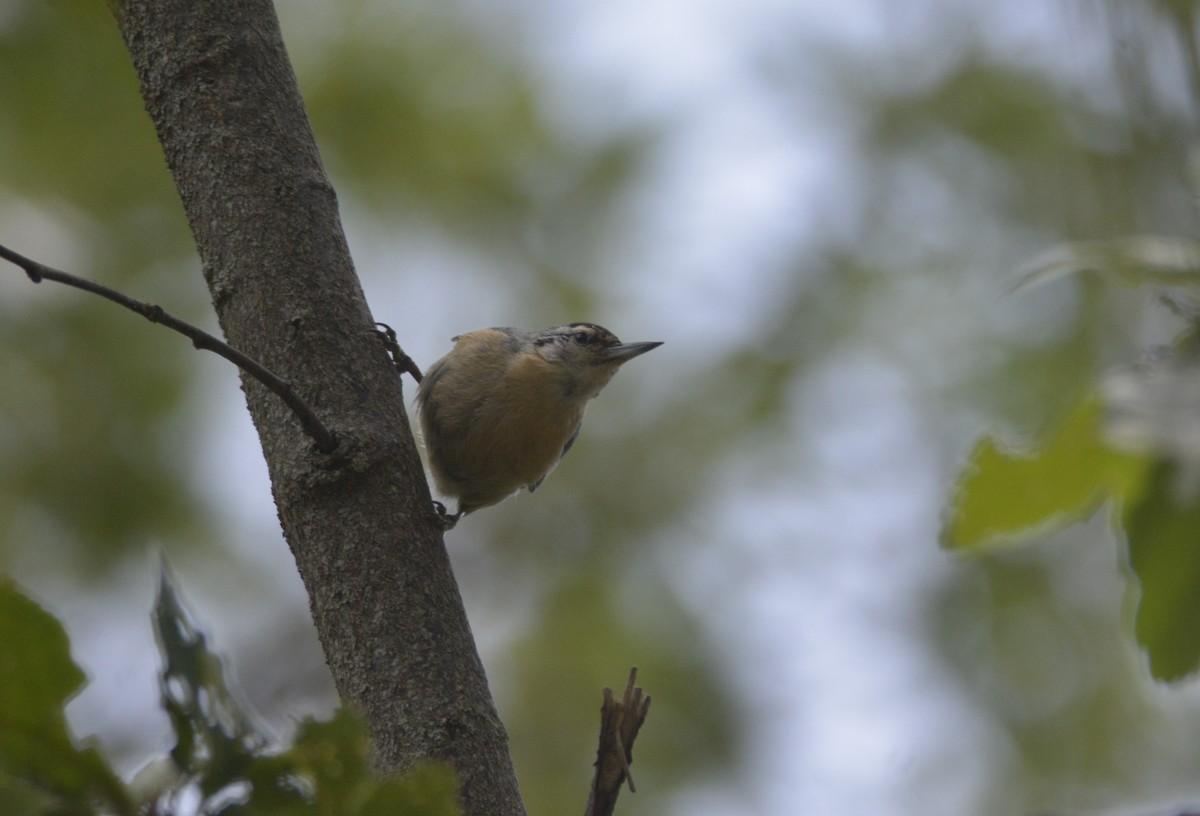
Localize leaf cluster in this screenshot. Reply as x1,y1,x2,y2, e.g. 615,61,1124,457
0,570,461,816
945,244,1200,681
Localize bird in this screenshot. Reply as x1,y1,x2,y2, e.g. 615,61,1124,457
415,322,662,527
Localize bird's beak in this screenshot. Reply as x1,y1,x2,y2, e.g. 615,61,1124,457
604,340,663,363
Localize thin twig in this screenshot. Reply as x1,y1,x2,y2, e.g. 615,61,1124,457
585,667,651,816
0,242,337,453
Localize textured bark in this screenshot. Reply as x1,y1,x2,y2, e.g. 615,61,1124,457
112,2,525,813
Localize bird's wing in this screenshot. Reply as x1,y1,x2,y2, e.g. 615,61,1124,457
529,423,581,492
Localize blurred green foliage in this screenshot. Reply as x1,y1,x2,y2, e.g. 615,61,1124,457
945,258,1200,683
943,386,1200,681
0,575,134,815
6,0,1200,813
0,572,462,816
0,0,199,576
928,4,1200,689
1126,462,1200,681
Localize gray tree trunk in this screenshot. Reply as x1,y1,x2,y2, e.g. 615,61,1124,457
112,1,526,813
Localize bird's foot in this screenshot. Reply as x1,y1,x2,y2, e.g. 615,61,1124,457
432,500,465,531
369,322,423,383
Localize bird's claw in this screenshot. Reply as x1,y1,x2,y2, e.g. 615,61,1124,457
370,322,423,383
432,500,464,531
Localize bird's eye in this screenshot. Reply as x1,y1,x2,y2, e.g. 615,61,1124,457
573,331,590,344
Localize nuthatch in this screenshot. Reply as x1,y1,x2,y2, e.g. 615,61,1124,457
416,323,662,526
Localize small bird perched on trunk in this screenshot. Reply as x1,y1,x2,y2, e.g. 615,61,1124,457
416,323,661,527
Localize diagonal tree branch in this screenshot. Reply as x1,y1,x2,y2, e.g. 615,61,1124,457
0,242,337,454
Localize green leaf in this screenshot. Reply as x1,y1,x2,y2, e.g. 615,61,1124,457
151,562,290,809
945,393,1200,680
1124,462,1200,681
360,762,462,816
147,565,462,815
944,397,1150,550
0,576,135,815
287,711,461,816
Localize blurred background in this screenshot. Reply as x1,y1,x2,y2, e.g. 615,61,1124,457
3,1,1200,814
